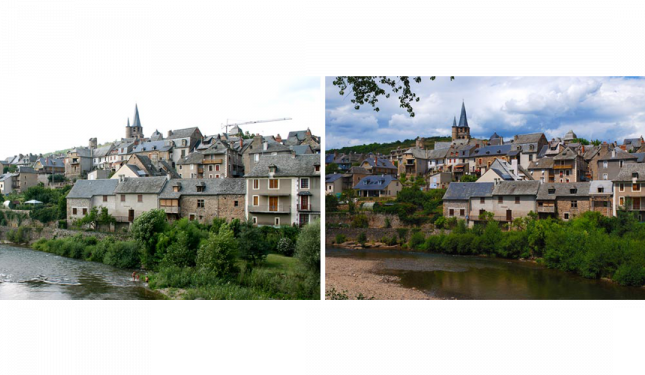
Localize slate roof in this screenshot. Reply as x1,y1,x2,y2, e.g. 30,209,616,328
114,176,168,194
405,147,429,159
17,166,36,174
427,148,449,159
70,147,92,157
325,154,335,164
249,142,291,154
614,163,645,181
67,179,119,199
36,158,65,168
492,181,541,196
471,144,512,156
291,145,312,155
362,157,397,170
553,147,578,160
589,180,613,195
349,166,369,174
326,174,343,183
443,182,495,200
177,152,205,165
529,157,555,169
513,133,545,144
457,102,469,127
563,130,577,141
245,154,321,178
537,182,591,200
434,142,452,150
167,127,199,140
598,149,638,161
157,160,181,179
354,175,398,191
131,105,142,128
159,178,244,198
132,141,172,153
633,152,645,163
488,159,523,181
537,145,550,159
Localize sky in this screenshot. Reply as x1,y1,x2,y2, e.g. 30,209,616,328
325,76,645,150
0,74,321,157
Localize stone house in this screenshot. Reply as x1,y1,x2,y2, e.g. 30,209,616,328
487,180,541,223
113,176,168,223
613,163,645,220
597,149,638,181
0,174,16,195
427,148,448,173
65,147,93,179
428,172,452,189
325,173,344,196
536,182,591,221
158,178,246,224
398,146,429,178
443,182,494,222
166,127,203,165
8,166,39,193
353,174,402,198
360,156,397,176
33,157,65,175
245,154,321,227
510,133,548,169
107,140,137,171
552,147,587,182
477,159,531,183
528,157,555,183
131,141,173,166
347,166,371,188
589,180,613,217
470,144,512,174
66,179,119,225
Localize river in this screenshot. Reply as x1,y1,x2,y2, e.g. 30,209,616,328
327,248,645,299
0,244,161,300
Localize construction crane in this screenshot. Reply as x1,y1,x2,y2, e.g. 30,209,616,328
221,117,292,135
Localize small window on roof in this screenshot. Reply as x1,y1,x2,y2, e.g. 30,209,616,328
570,188,577,194
548,188,555,194
598,187,604,193
633,172,639,179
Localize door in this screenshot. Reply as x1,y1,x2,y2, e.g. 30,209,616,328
269,197,279,212
300,195,309,210
128,209,135,222
506,209,512,222
634,197,641,210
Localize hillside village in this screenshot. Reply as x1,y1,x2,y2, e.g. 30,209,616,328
2,105,321,228
326,101,645,224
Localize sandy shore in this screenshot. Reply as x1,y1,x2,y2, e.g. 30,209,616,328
325,256,437,300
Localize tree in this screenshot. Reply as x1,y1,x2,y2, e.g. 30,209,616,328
326,163,339,175
295,219,320,276
332,76,454,117
571,138,590,145
196,223,239,278
131,209,168,267
238,224,268,266
460,174,478,182
326,194,339,213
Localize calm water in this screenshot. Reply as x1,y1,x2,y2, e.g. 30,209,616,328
0,244,161,300
328,248,645,299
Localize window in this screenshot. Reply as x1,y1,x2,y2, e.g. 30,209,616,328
254,154,260,162
603,161,608,169
571,200,578,208
633,172,640,179
103,195,108,202
620,197,625,206
564,213,570,220
449,209,454,216
620,160,624,167
234,201,239,207
275,217,280,226
598,187,604,193
480,197,485,204
73,208,77,215
252,217,257,224
300,178,309,189
253,179,259,190
138,195,143,202
209,165,213,171
602,173,608,180
459,209,465,216
515,196,520,204
121,195,125,202
197,199,205,208
498,196,503,204
620,183,625,192
196,185,204,192
269,179,278,189
253,195,259,206
633,184,641,192
315,165,320,172
216,165,220,171
83,208,87,215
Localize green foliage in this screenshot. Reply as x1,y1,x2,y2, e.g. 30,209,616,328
357,232,367,245
613,263,645,287
408,231,426,249
276,237,295,256
326,163,339,175
396,228,409,241
238,223,269,266
295,219,321,276
350,214,369,228
48,174,67,183
460,174,478,182
335,234,347,244
374,187,444,225
131,209,168,267
196,224,239,278
326,194,339,213
571,138,590,145
7,226,31,244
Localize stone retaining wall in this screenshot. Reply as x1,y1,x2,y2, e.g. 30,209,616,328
326,227,442,245
0,225,131,245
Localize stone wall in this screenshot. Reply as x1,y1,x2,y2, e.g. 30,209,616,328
326,212,403,228
180,194,245,224
556,197,591,220
0,225,130,245
443,200,469,219
326,227,440,245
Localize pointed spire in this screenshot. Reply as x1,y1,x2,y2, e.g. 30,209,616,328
458,101,469,128
452,116,457,127
132,104,141,128
127,118,130,127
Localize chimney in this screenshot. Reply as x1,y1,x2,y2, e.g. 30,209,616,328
275,134,282,143
263,142,268,151
240,138,243,149
119,175,126,182
612,149,616,158
168,130,173,137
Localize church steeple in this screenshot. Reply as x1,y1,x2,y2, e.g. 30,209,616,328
458,101,469,128
132,104,142,129
452,116,457,127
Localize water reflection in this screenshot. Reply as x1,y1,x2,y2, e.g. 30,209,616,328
327,248,645,300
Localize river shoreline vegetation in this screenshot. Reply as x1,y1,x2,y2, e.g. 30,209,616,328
28,210,320,300
395,210,645,287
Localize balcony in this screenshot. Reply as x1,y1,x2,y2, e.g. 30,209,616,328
553,164,573,169
249,205,291,214
114,216,132,223
537,205,556,213
297,203,311,211
202,159,223,164
162,206,180,214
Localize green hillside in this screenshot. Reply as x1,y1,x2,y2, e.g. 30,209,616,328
327,136,451,155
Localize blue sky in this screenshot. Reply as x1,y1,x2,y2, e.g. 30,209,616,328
0,75,321,157
325,76,645,149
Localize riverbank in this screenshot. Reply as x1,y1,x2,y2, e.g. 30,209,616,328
325,256,436,300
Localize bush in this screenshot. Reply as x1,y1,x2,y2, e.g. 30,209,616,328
196,224,239,278
276,237,296,256
357,232,367,245
295,219,321,276
396,228,409,241
238,224,269,266
408,231,425,250
350,214,369,228
613,263,645,287
103,241,141,269
335,234,347,244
